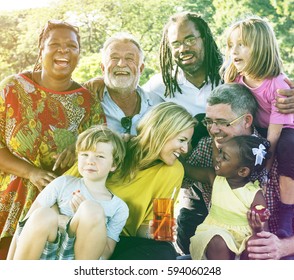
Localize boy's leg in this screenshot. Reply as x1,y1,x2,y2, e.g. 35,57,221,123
69,200,107,260
13,208,58,259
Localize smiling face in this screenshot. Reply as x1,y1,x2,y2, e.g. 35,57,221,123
214,141,242,179
41,28,80,80
78,142,116,182
206,103,251,149
159,127,194,166
228,28,251,74
167,20,205,75
102,40,144,92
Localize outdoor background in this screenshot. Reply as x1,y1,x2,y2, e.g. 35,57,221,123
0,0,292,84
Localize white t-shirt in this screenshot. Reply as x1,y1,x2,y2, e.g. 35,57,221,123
36,175,129,242
142,70,213,116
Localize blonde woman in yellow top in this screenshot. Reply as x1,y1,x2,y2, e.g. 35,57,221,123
66,102,196,259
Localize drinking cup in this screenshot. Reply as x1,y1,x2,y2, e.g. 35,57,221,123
153,198,174,241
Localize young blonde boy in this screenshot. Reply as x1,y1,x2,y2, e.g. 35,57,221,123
7,125,128,260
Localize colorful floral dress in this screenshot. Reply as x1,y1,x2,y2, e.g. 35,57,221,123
0,72,105,239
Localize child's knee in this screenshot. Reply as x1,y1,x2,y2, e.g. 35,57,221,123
207,235,227,251
29,207,58,229
76,200,106,225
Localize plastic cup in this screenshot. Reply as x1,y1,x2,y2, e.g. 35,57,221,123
153,198,174,241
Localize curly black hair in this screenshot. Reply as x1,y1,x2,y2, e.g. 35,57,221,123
228,135,271,177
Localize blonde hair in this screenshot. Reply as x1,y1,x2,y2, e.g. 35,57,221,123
221,16,283,82
121,102,197,180
76,125,126,175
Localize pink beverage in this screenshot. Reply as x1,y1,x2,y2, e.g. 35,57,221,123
153,198,174,241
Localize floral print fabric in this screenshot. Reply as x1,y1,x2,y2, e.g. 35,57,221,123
0,73,105,239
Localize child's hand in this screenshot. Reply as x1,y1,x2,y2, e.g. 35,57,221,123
70,190,86,213
247,206,270,233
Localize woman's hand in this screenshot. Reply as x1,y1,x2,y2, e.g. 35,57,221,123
28,166,57,192
52,143,76,172
148,218,177,241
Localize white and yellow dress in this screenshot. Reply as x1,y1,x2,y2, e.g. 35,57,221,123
190,176,261,259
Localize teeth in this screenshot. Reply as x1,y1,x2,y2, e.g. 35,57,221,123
55,59,69,67
55,58,69,62
173,152,180,158
115,71,129,75
180,54,193,61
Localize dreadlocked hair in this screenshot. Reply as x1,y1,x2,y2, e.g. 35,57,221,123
160,11,223,98
33,20,80,73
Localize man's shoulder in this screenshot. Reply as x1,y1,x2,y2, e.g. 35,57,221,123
142,73,165,93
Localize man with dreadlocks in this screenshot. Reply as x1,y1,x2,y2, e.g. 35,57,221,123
143,12,223,257
143,11,222,118
144,11,294,258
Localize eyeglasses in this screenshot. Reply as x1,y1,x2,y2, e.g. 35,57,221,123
201,114,246,128
170,36,201,49
121,116,132,134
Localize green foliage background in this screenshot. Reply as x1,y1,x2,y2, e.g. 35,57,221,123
0,0,293,84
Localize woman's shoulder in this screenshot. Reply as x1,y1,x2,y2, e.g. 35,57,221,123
0,72,33,92
0,72,24,84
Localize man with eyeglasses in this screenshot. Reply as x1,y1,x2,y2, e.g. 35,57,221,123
143,11,222,121
179,83,294,260
85,32,154,139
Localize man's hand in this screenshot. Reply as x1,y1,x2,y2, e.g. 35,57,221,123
276,78,294,114
83,77,105,100
247,231,282,260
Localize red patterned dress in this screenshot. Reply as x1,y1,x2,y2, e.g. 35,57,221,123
0,72,106,240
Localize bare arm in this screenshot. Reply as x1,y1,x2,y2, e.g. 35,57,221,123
266,124,283,171
0,147,57,191
180,158,215,184
247,190,269,233
276,78,294,114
